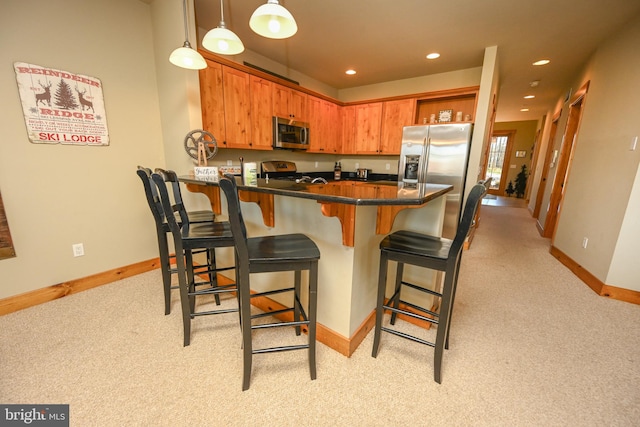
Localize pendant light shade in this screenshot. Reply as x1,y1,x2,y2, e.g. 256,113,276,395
250,0,297,39
203,0,245,55
170,0,206,70
170,42,207,70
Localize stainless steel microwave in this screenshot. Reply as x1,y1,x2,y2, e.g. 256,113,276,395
273,116,309,150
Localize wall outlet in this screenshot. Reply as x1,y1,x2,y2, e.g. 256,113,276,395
315,161,318,168
72,243,85,257
355,162,359,169
385,163,390,170
227,160,232,166
582,237,588,249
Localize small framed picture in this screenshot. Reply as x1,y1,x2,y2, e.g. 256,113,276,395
438,109,453,123
515,150,526,158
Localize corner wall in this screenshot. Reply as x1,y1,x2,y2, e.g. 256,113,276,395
0,0,165,299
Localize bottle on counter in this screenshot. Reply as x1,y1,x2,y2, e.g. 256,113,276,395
334,162,341,181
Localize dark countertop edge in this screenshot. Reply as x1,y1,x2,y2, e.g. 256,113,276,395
180,176,452,206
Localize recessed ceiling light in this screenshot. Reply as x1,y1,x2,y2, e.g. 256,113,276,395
426,53,440,59
524,95,535,99
345,69,356,75
529,80,540,87
533,59,550,66
520,108,530,112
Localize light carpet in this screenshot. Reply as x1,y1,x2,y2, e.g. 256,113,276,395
1,204,638,426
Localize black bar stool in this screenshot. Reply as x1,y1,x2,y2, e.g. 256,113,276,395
136,166,216,315
372,183,487,383
151,169,238,346
219,175,320,391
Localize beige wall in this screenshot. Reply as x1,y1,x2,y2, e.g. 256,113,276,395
534,13,640,290
0,0,167,300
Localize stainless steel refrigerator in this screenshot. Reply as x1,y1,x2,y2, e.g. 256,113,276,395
398,123,473,239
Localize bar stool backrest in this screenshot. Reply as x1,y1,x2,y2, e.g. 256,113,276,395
136,166,166,229
219,174,249,265
152,168,190,237
451,184,487,254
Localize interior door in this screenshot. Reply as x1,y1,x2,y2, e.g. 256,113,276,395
533,113,561,219
485,130,515,195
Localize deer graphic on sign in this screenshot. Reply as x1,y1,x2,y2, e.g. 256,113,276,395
35,80,52,106
75,86,94,112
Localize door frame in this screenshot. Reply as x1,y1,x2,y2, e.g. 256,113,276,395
533,110,562,219
486,129,516,196
543,81,590,239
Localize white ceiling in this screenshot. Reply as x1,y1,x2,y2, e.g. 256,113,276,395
193,0,640,123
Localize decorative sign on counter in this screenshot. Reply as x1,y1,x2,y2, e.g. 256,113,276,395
13,62,109,146
194,166,219,182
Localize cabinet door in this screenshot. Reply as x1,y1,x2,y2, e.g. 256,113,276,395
273,83,307,121
250,76,274,150
307,96,325,153
290,89,307,121
199,61,226,146
380,98,416,154
341,105,356,154
326,101,341,154
308,96,339,153
222,66,251,148
354,103,383,154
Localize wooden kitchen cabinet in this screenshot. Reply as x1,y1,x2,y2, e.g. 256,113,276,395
354,102,383,155
249,76,274,150
308,96,341,153
273,83,307,121
380,98,416,154
199,61,226,145
222,66,251,148
341,105,356,154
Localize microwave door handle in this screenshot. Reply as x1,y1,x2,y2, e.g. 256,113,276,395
301,127,308,144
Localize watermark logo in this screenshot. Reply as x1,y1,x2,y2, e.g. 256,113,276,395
1,405,69,426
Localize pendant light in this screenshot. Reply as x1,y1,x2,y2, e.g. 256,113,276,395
169,0,207,70
249,0,297,39
202,0,245,55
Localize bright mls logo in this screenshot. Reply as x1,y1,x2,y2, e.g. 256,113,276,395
1,405,69,426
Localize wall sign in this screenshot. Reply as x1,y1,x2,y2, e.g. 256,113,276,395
14,62,109,146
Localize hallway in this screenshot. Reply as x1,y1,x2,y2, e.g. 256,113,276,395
481,194,528,208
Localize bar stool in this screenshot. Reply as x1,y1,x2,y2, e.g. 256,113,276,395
371,183,487,383
136,166,216,315
151,169,238,346
219,175,320,391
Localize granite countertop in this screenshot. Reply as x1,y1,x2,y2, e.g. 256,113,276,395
180,175,452,206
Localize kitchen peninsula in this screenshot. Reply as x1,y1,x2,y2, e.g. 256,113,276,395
183,176,452,356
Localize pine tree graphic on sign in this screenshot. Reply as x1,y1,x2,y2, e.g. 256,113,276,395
54,79,79,110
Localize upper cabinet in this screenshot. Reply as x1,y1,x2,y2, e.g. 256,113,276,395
199,61,226,145
249,76,274,150
308,96,340,154
380,98,416,154
353,102,383,155
273,83,307,121
341,105,356,154
221,66,252,149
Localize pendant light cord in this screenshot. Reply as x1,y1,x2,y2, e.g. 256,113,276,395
182,0,191,44
219,0,227,28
